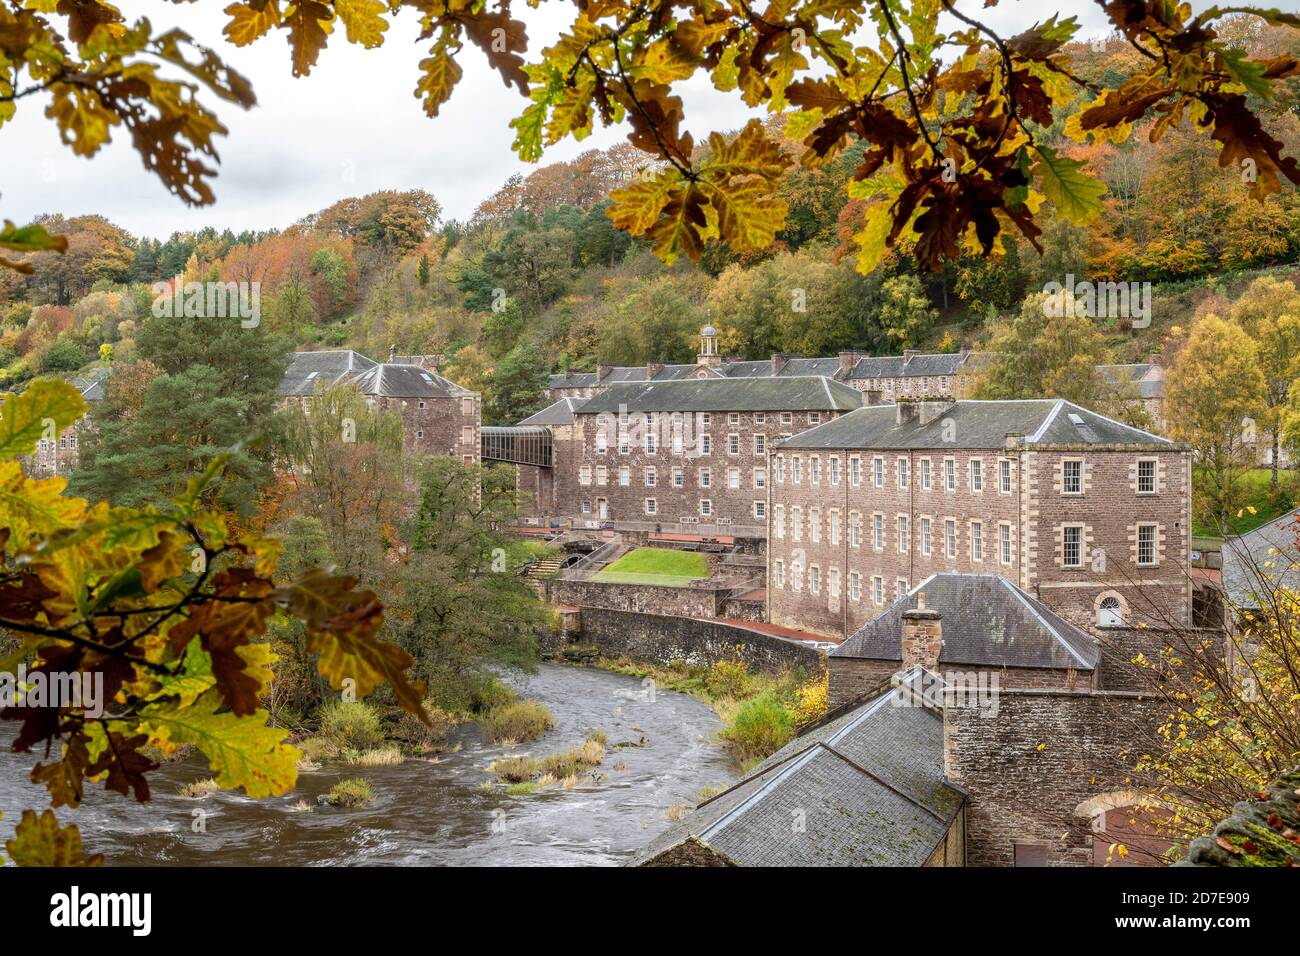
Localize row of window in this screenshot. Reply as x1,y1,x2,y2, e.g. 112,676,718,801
772,560,908,606
579,465,767,491
36,435,78,451
596,431,787,457
773,508,1017,564
773,454,1161,496
608,498,766,519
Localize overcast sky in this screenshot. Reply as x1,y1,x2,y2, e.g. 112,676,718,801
0,1,1203,240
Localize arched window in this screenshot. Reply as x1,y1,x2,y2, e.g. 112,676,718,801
1098,596,1123,627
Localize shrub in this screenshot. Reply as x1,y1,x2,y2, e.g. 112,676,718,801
392,700,459,752
489,755,539,783
790,679,828,726
178,778,219,798
479,699,555,744
318,699,385,751
343,746,404,766
539,735,605,779
722,692,795,763
705,659,752,699
322,777,375,808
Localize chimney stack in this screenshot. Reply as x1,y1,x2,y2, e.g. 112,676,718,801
771,352,789,375
838,351,858,378
388,343,397,363
646,361,664,380
597,364,612,382
896,400,918,426
918,399,955,427
902,348,918,364
958,344,972,362
901,592,942,672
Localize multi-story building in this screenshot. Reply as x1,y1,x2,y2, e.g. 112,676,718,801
280,349,480,464
22,373,105,478
563,376,862,536
766,398,1192,636
546,326,980,403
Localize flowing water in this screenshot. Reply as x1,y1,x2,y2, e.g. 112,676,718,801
0,664,735,866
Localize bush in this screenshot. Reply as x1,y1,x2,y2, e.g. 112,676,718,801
722,692,795,763
321,777,375,808
488,755,539,783
392,700,460,752
705,659,752,699
178,778,219,798
343,746,404,766
318,699,385,751
790,679,828,726
479,699,555,744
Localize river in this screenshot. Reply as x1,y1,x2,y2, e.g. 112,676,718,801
0,664,735,866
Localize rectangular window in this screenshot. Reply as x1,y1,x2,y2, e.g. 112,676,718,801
792,507,802,542
699,468,711,489
921,518,932,556
753,500,766,520
810,510,821,544
1137,524,1157,566
810,457,821,484
999,458,1012,494
619,466,630,487
728,433,740,456
810,412,821,424
945,519,956,559
849,573,861,602
830,511,840,545
850,512,861,548
1138,459,1157,495
873,576,884,606
729,413,740,426
896,578,909,599
873,513,884,551
898,515,909,554
700,499,712,517
579,465,592,486
460,426,475,445
1000,524,1013,565
700,434,711,456
793,457,802,484
898,457,909,489
753,434,766,455
873,456,884,488
1063,460,1083,495
754,413,766,425
945,458,956,492
753,468,765,489
645,498,657,515
775,456,784,483
829,457,840,485
728,468,740,490
700,413,711,426
810,566,821,594
921,459,931,491
774,505,784,538
1063,526,1083,568
970,459,983,493
971,521,983,562
774,560,785,588
781,412,792,425
645,466,656,487
645,430,657,454
850,457,861,487
672,467,683,488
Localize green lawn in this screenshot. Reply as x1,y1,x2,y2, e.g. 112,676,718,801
1193,468,1299,542
593,548,711,586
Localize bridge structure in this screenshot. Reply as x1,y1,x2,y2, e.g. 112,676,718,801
480,425,552,468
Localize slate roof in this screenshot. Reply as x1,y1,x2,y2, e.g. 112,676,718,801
632,676,964,867
832,573,1100,671
1097,363,1164,400
71,371,107,402
518,397,580,426
279,350,378,396
349,363,470,399
850,352,968,379
548,371,600,389
777,399,1175,450
577,376,863,414
1220,507,1300,610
